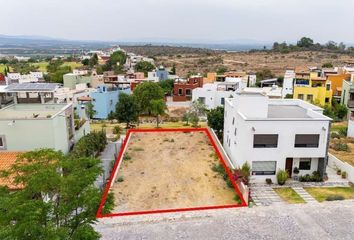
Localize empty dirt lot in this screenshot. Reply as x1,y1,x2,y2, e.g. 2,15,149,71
110,131,238,213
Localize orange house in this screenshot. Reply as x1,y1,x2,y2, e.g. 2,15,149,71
327,72,351,97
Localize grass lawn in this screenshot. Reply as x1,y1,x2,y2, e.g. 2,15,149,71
0,64,13,74
273,188,306,204
305,187,354,202
61,61,82,69
31,61,49,72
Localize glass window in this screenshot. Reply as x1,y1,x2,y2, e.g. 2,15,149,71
299,158,311,170
252,161,276,175
178,88,183,95
186,89,191,96
307,95,313,102
253,134,278,148
294,134,319,148
0,135,6,149
221,98,225,105
298,94,304,100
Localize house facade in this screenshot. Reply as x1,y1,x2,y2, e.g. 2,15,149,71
223,92,331,183
90,84,131,119
63,73,93,90
0,103,76,154
341,80,354,137
173,76,203,101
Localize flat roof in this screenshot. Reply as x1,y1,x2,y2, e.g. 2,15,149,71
6,83,59,92
268,105,310,118
0,104,69,120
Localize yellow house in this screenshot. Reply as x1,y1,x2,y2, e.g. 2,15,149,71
293,69,332,106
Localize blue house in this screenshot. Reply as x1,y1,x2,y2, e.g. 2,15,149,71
156,66,169,81
90,85,131,119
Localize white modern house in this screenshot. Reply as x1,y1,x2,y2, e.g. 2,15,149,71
223,92,332,183
192,81,242,109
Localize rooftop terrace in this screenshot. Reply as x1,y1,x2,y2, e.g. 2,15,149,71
0,104,70,120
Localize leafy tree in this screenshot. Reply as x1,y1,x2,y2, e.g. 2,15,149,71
115,93,140,128
135,61,155,77
133,82,164,115
82,58,90,66
216,66,228,75
158,79,174,95
0,149,114,240
89,54,98,67
170,64,176,75
182,112,191,125
71,131,107,157
297,37,314,48
110,51,126,66
86,102,96,119
150,99,166,128
207,106,224,139
334,104,348,120
322,62,333,68
256,69,274,81
189,112,199,128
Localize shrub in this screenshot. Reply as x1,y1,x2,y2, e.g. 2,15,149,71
326,195,345,201
332,141,350,152
293,167,300,174
265,178,272,184
132,147,144,151
123,153,131,161
331,132,341,139
71,131,107,157
337,169,342,175
276,170,289,185
113,125,122,135
233,194,242,204
226,178,234,188
117,176,124,182
338,127,348,137
342,171,347,179
299,171,323,182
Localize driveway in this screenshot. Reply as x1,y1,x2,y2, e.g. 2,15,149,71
95,200,354,240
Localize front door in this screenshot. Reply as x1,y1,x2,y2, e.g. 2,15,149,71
285,158,293,177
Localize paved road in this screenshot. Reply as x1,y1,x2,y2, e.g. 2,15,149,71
95,200,354,240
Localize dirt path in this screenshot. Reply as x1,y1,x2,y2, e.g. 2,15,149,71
111,131,237,213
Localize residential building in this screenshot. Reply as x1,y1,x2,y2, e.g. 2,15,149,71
293,68,332,106
0,86,13,108
216,71,256,87
192,81,242,109
244,85,283,99
5,83,59,104
223,92,331,183
63,73,93,89
325,68,351,101
173,76,203,101
341,80,354,137
156,66,169,81
90,84,131,119
204,72,217,84
0,103,78,154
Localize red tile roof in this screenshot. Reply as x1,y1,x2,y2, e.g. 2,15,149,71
0,152,24,190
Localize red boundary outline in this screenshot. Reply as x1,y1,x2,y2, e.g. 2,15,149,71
96,128,247,218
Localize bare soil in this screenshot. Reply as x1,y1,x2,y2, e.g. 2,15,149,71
111,131,237,213
156,51,354,77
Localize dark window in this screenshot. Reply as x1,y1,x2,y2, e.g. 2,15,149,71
299,158,311,170
0,135,5,149
221,98,225,105
294,134,319,148
178,88,183,96
234,128,237,136
325,97,330,103
307,95,313,102
185,89,191,96
298,94,304,100
252,161,276,175
253,134,278,148
0,137,3,147
326,84,330,91
198,97,205,104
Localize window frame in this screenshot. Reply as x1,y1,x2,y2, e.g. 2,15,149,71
253,134,279,148
294,134,320,148
0,135,6,150
299,158,311,170
252,161,277,175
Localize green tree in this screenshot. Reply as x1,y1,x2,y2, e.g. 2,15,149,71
82,58,90,66
86,102,96,119
216,66,228,75
207,106,224,139
170,64,176,75
150,99,166,128
297,37,314,48
135,61,155,77
110,51,126,66
256,69,274,81
0,149,113,240
158,79,174,95
133,82,164,115
89,54,98,67
335,104,348,120
115,93,140,128
322,62,333,68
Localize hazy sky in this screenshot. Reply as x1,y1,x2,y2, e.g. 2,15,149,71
2,0,354,43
